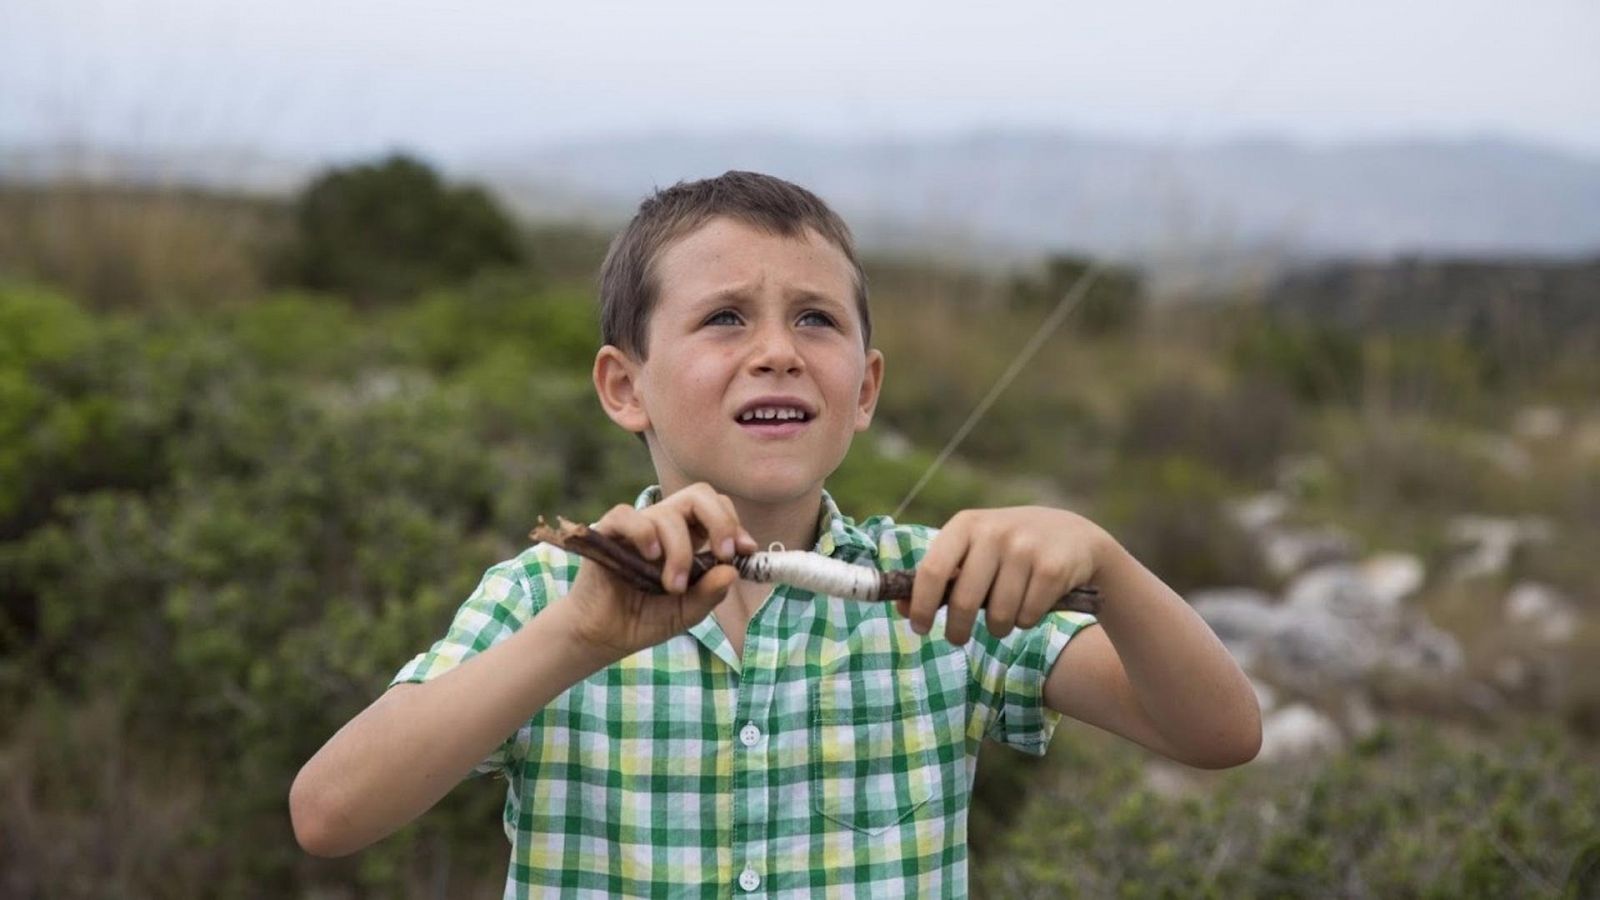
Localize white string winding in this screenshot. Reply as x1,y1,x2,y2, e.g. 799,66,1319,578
737,551,881,601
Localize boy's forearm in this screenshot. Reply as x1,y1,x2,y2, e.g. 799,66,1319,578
1090,538,1262,766
290,601,619,856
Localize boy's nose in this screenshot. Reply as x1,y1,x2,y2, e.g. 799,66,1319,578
748,326,804,374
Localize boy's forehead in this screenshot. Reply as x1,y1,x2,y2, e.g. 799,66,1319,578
653,217,856,310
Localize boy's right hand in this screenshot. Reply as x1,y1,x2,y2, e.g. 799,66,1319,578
558,483,758,660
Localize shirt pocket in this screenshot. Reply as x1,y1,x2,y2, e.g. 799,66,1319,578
809,667,939,835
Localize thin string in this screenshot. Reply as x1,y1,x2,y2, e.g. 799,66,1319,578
889,5,1314,522
891,265,1104,519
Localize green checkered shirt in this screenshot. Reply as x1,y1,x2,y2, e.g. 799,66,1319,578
394,487,1097,898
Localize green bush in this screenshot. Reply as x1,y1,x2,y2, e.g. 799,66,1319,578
1009,254,1145,336
975,723,1600,899
279,154,525,303
1231,319,1366,406
0,284,637,894
1118,377,1296,483
1096,456,1269,594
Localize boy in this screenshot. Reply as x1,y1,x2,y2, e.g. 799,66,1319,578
290,171,1260,897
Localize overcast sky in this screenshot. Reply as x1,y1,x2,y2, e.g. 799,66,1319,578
3,0,1597,164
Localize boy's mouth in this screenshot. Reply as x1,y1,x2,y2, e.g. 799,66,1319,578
734,398,815,437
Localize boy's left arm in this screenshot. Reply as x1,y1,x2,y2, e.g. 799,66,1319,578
901,506,1262,769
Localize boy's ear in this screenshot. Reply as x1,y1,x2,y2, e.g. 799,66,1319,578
593,345,651,433
854,348,885,432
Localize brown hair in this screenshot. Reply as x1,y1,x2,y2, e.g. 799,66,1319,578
597,171,870,359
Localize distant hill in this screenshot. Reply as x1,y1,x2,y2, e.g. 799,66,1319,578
7,131,1600,283
474,131,1600,269
1261,254,1600,345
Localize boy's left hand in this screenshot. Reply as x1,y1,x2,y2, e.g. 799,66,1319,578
897,506,1110,645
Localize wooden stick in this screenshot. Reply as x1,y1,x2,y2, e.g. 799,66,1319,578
530,518,1102,616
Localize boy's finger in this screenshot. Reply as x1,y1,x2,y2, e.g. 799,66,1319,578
984,561,1030,639
595,505,663,560
678,563,737,623
650,511,695,593
715,493,749,559
667,485,744,562
1018,565,1064,629
687,563,738,599
944,541,999,646
909,529,966,635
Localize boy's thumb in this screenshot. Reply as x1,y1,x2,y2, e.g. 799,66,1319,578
684,564,737,614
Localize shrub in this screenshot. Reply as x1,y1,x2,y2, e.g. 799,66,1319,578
1008,254,1145,336
1230,318,1365,406
974,722,1600,899
1096,456,1269,594
279,154,524,303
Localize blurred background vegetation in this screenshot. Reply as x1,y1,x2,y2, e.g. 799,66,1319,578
2,154,1597,898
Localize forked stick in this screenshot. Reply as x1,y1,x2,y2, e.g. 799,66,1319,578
530,517,1102,616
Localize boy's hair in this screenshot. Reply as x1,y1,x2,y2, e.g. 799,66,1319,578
598,170,871,359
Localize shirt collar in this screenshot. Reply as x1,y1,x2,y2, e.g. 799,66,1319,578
632,485,876,562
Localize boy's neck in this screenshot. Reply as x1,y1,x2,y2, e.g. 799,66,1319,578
734,494,825,556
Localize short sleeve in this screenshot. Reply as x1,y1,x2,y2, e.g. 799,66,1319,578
390,546,560,776
966,609,1098,755
860,515,1099,756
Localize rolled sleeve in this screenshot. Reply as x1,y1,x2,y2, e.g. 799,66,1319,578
979,609,1098,755
863,517,1100,754
391,552,551,775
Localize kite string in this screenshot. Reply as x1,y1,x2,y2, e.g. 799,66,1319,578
888,6,1313,522
890,263,1105,519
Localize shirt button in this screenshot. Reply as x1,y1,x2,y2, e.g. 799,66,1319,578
738,722,761,747
738,867,761,891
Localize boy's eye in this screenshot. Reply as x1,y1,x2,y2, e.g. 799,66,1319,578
704,309,742,326
798,310,837,327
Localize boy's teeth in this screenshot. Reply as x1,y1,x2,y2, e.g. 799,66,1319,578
739,407,806,423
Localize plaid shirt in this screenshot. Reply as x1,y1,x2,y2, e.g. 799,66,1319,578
393,487,1097,898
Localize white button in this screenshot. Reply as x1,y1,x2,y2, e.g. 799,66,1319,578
738,868,761,891
739,722,761,747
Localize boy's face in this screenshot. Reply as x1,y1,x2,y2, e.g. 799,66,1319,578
595,217,883,507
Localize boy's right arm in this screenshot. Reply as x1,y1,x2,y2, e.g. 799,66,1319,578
289,483,753,857
289,599,612,857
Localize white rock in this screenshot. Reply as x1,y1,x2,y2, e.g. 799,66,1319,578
1190,589,1280,670
1261,526,1356,578
1388,619,1465,675
1258,704,1343,762
1143,762,1197,798
1575,420,1600,460
1343,694,1380,740
1447,515,1553,581
1360,553,1426,606
1286,564,1397,624
1469,435,1532,479
1190,589,1278,633
1265,607,1380,689
875,428,913,460
1251,677,1278,714
1230,492,1289,532
1505,582,1581,644
1513,405,1565,441
1276,455,1333,496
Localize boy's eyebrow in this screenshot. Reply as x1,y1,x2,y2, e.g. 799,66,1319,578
693,285,849,310
783,287,850,310
692,285,755,308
